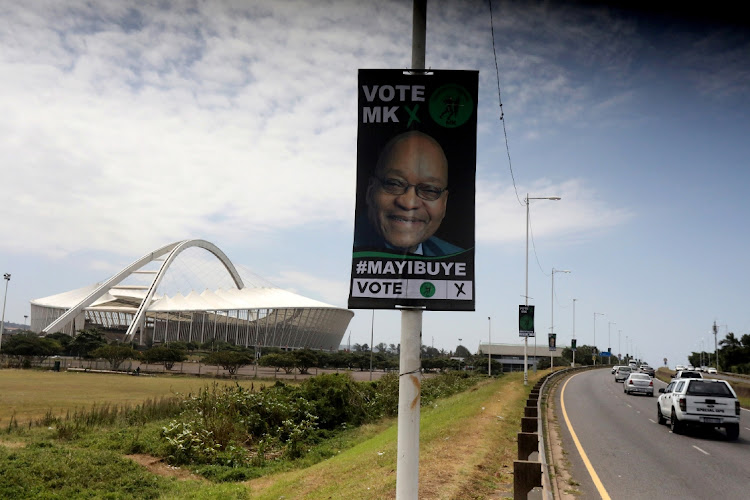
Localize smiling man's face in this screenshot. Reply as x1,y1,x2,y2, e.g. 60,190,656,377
366,131,449,253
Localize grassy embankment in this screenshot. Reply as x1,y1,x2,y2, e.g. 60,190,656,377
0,369,537,499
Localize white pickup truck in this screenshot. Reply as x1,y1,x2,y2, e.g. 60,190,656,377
657,378,741,440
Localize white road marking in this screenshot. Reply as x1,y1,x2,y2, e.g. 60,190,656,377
648,419,657,424
692,445,710,456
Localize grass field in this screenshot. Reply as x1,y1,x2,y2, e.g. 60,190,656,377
0,368,536,498
0,369,267,426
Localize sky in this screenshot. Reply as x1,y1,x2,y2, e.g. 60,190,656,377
1,0,748,368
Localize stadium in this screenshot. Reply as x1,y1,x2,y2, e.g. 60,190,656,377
30,240,353,351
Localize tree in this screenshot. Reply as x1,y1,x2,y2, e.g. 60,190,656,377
292,349,318,374
90,344,138,371
142,345,187,370
69,328,107,358
203,350,254,375
259,352,296,374
455,345,471,358
45,332,73,355
1,333,61,366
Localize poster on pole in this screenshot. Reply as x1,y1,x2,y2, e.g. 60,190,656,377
519,305,535,337
348,69,478,311
548,333,557,351
571,338,577,351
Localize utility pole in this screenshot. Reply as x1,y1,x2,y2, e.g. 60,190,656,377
713,321,719,371
396,2,426,499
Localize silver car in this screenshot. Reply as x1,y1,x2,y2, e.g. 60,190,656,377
614,366,632,382
624,373,654,396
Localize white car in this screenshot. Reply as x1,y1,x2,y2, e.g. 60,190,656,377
624,373,654,396
657,378,740,440
675,364,686,371
707,367,717,374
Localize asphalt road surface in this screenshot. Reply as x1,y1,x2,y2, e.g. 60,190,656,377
552,368,750,500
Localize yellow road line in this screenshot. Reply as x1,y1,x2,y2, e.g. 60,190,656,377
560,373,612,500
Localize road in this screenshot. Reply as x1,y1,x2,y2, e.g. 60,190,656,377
551,368,750,499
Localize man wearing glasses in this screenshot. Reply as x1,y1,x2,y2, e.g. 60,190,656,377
355,130,463,256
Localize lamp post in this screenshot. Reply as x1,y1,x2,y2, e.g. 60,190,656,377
487,316,491,376
0,273,10,357
369,310,374,381
551,268,570,370
572,299,577,367
593,312,604,365
524,194,561,385
618,330,622,363
607,321,616,365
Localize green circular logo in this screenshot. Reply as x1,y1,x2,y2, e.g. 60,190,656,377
429,84,474,128
419,282,436,298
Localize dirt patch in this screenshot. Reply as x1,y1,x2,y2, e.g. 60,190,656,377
0,440,26,449
126,454,205,481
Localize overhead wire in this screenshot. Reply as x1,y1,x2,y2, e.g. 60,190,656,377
489,0,524,207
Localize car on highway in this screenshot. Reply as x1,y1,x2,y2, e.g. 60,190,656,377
707,367,717,374
657,378,740,440
624,373,654,396
614,366,632,382
673,370,703,379
611,365,621,374
640,365,655,377
675,364,686,371
687,365,695,370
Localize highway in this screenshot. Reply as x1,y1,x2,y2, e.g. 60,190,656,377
551,368,750,499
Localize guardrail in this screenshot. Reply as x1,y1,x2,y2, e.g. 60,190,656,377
513,367,577,500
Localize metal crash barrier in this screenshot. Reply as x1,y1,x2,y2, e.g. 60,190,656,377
513,367,579,500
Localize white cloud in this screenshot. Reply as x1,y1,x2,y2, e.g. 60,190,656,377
476,178,634,246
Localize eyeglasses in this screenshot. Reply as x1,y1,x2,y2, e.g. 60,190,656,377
375,177,447,201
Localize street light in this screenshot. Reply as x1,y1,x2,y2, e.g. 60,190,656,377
572,298,577,367
593,312,605,365
608,321,616,365
0,273,10,356
487,316,492,376
524,194,561,385
551,268,570,370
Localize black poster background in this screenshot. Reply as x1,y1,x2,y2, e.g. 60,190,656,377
348,69,478,311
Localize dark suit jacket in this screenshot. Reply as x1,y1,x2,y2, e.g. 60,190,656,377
354,218,464,257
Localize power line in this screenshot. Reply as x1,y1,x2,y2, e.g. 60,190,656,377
489,0,524,207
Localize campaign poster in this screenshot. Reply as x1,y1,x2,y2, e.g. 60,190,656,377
571,338,577,351
348,69,478,311
519,305,535,337
548,333,557,351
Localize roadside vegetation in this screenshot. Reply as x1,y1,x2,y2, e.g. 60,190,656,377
0,367,533,498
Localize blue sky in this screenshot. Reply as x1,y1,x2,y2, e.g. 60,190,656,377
1,1,748,368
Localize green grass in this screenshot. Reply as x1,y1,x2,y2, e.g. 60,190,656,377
0,369,538,498
0,369,268,426
245,372,531,499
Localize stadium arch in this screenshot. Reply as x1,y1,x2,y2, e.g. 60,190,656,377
32,239,353,351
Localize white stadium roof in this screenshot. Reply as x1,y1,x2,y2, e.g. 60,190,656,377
31,239,353,350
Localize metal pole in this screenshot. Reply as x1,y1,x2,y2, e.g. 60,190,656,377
0,274,10,357
551,269,554,369
396,308,422,500
488,318,492,375
572,299,576,366
370,310,374,381
396,3,425,498
608,321,615,365
524,195,529,385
